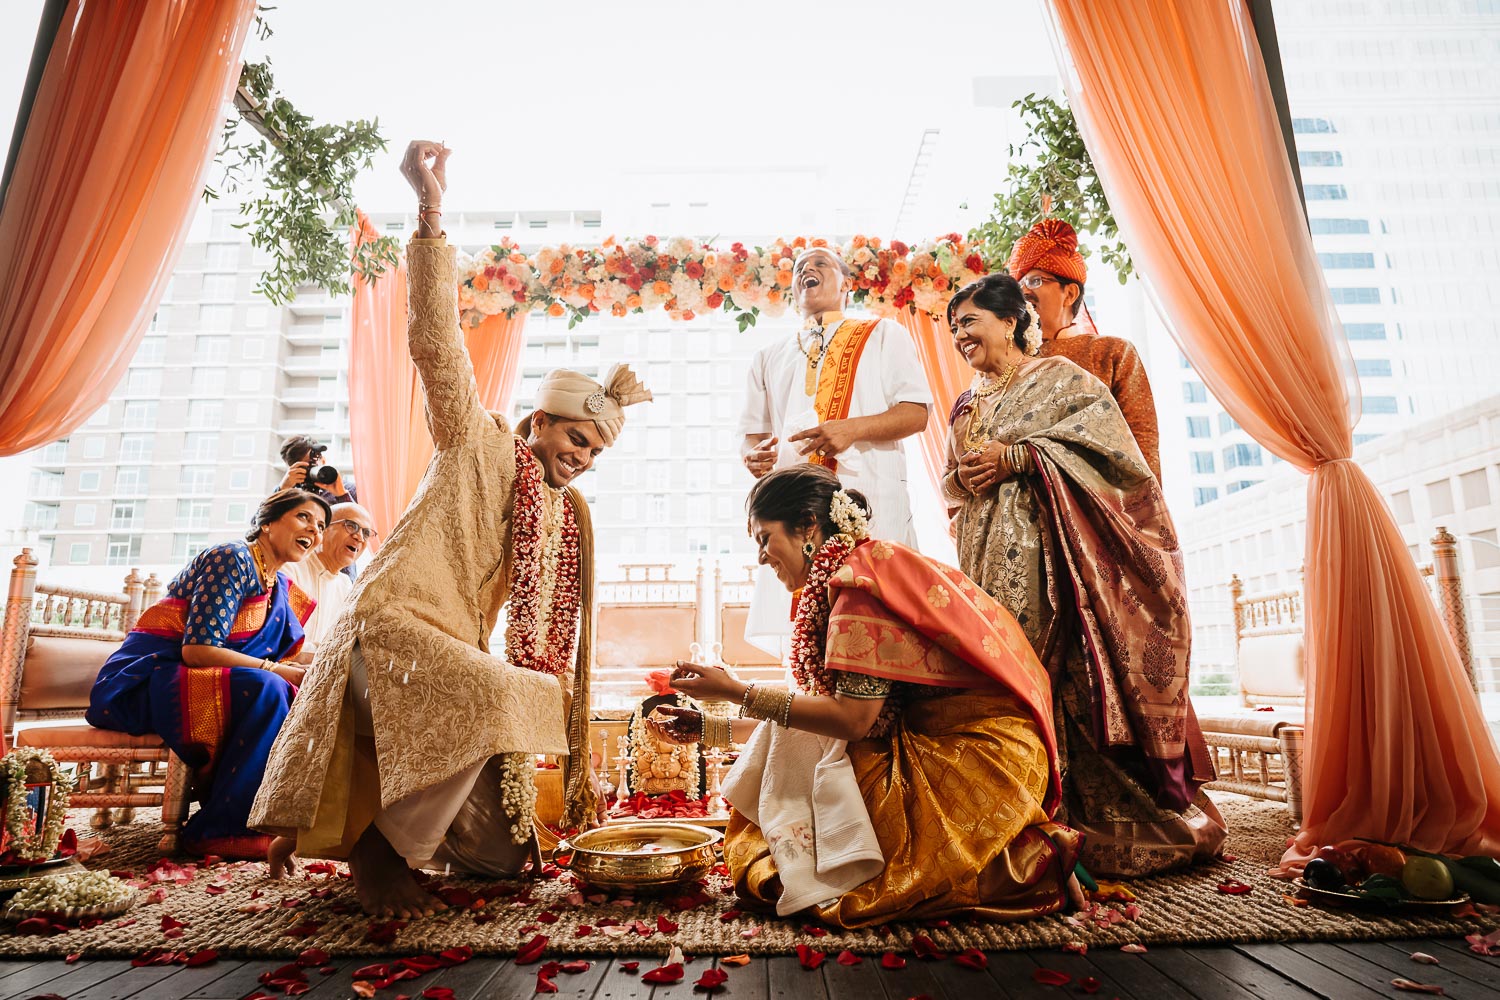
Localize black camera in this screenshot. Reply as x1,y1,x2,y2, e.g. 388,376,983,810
300,444,339,490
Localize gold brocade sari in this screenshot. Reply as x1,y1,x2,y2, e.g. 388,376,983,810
947,356,1226,877
725,541,1082,926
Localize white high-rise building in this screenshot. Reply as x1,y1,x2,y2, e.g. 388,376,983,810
1152,0,1500,509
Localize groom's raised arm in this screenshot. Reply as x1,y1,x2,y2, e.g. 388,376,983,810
405,238,484,450
399,139,485,451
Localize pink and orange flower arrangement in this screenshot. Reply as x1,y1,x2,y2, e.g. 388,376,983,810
454,234,993,329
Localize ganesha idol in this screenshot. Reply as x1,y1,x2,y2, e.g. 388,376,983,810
626,671,705,798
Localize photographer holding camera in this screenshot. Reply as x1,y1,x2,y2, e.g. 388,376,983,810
278,435,358,506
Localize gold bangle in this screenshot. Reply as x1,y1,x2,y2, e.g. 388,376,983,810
702,713,733,750
260,658,275,671
941,470,970,502
1010,443,1033,475
745,684,788,723
780,690,794,728
740,683,757,717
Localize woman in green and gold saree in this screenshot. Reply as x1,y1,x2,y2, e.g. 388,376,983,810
942,273,1226,877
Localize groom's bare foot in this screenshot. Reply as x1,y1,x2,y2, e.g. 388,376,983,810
267,836,297,879
348,824,447,918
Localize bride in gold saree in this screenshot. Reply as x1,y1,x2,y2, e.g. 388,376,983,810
942,273,1226,877
652,465,1082,926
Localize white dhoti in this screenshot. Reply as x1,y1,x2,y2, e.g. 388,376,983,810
350,643,530,876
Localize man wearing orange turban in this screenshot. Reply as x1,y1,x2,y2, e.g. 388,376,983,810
1008,219,1162,484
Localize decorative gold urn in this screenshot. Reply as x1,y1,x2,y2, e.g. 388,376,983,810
556,821,721,891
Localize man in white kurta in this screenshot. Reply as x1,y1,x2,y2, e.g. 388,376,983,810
286,502,373,653
738,247,932,654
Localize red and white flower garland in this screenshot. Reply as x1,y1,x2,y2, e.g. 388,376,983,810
504,437,581,677
789,535,857,697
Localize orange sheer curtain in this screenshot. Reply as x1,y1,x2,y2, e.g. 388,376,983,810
0,0,257,454
347,217,528,542
1044,1,1500,860
892,310,970,496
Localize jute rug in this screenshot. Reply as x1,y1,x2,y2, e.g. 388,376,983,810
0,793,1494,960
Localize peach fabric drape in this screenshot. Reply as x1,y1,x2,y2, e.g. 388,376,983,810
0,0,257,454
1043,1,1500,861
347,218,527,543
892,310,970,499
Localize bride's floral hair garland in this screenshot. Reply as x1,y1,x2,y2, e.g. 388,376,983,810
456,233,992,328
829,490,870,541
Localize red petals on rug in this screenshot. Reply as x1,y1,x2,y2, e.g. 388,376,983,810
796,944,825,969
657,913,679,933
911,933,945,960
1033,967,1072,986
694,967,730,992
641,962,685,984
363,919,404,945
1120,943,1149,954
183,948,219,967
1216,880,1253,895
718,909,742,921
284,920,323,938
515,934,550,965
953,948,987,970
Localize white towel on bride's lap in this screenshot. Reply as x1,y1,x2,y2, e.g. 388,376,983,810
721,722,884,916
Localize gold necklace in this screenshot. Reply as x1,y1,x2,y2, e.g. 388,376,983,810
962,358,1023,453
249,541,276,592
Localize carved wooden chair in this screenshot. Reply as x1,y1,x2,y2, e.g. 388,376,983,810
714,562,788,688
1,549,191,850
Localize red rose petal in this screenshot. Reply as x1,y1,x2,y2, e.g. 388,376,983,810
1216,880,1253,895
515,934,549,965
796,945,826,970
620,961,640,972
1080,975,1102,994
719,909,742,922
297,947,331,967
802,923,829,937
537,910,559,924
1033,968,1072,986
837,950,863,966
695,967,730,992
363,919,405,945
439,946,473,966
642,962,685,984
184,949,219,968
352,983,377,999
536,973,560,994
400,955,444,975
881,951,907,970
422,989,457,1000
65,953,81,964
657,913,679,933
574,925,594,937
284,921,323,938
353,962,393,979
912,933,945,960
160,915,188,932
953,949,987,970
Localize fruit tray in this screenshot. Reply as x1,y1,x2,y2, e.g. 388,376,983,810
1293,878,1469,911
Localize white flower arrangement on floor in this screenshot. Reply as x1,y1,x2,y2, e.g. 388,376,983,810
2,747,74,864
6,869,135,918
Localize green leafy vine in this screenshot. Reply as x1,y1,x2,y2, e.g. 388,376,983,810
967,93,1133,285
202,8,399,304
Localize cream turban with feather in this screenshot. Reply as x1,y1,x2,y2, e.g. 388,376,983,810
532,363,652,446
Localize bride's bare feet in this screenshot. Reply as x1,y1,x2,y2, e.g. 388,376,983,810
348,824,447,918
267,836,297,879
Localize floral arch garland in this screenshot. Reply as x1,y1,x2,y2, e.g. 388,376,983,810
455,234,994,331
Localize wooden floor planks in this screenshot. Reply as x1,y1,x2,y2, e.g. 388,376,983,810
0,940,1492,999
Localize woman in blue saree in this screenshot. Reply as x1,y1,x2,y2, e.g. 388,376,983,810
87,489,329,858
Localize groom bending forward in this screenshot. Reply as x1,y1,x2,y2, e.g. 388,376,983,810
250,141,651,917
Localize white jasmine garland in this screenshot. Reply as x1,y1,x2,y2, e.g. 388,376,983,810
7,869,133,914
829,490,870,541
498,752,539,845
3,748,74,863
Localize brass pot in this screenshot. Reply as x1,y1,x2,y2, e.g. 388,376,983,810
556,822,722,891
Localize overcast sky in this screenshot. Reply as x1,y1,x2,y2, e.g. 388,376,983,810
2,1,1059,230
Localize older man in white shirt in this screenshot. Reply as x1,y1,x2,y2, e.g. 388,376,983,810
288,502,375,655
738,246,931,655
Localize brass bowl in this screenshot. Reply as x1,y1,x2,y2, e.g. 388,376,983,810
557,822,722,891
